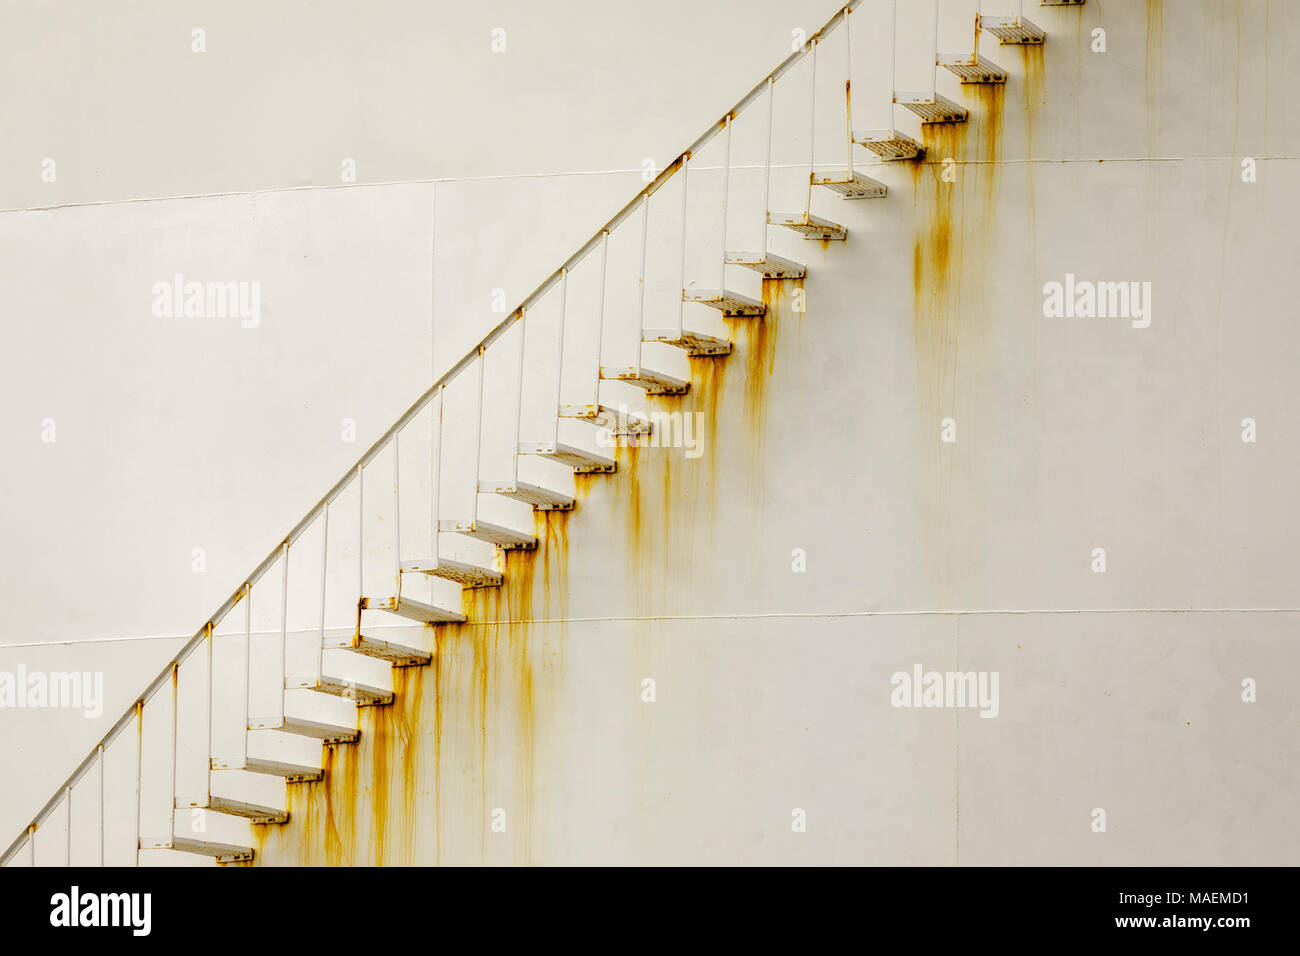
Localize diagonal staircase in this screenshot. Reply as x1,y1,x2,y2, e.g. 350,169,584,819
2,0,1085,867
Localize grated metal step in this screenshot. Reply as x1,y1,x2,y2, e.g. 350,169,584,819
642,328,732,356
479,479,576,510
600,365,690,395
682,288,766,316
725,251,807,277
273,689,359,743
979,15,1045,43
895,91,968,123
768,213,847,241
207,770,288,825
1041,0,1085,5
323,627,434,666
854,128,925,161
939,52,1007,83
559,403,653,437
401,556,502,588
362,593,470,623
438,518,538,550
811,170,887,199
242,730,325,782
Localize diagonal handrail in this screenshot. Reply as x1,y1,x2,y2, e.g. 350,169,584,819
1,0,865,866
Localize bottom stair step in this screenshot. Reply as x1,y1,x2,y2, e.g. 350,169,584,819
479,479,575,511
600,366,689,395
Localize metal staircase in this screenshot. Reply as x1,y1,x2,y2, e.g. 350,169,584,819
1,0,1084,868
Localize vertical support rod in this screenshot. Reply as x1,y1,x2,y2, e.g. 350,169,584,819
317,505,328,682
511,313,526,483
168,664,178,843
634,197,649,377
593,233,609,405
931,0,940,98
277,543,288,723
761,77,773,249
203,622,213,805
470,348,486,526
676,164,689,336
64,786,71,866
133,700,142,866
717,115,731,293
552,270,569,445
357,464,365,604
433,386,444,535
806,39,818,217
845,9,854,177
392,436,401,587
239,584,250,765
97,744,105,867
888,0,897,124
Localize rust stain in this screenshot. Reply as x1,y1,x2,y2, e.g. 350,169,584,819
369,681,392,865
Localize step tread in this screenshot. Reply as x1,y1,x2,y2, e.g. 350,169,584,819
682,288,766,316
402,556,503,587
767,213,848,241
599,366,690,395
519,440,617,474
362,594,468,625
438,519,538,550
894,91,968,123
811,170,887,199
558,404,653,436
725,251,808,277
853,128,924,161
642,328,732,356
979,14,1045,43
938,52,1008,83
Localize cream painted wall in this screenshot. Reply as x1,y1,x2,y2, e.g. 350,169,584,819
3,0,1299,862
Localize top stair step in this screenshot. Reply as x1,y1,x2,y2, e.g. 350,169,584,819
979,15,1045,43
811,170,887,199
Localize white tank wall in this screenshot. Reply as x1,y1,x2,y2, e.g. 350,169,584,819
3,0,1298,862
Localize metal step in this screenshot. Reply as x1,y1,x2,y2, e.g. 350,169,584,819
272,689,359,743
519,440,617,474
479,479,577,510
438,519,538,550
682,288,766,316
324,627,434,666
208,770,289,825
559,404,653,437
243,730,325,782
895,91,968,123
402,556,503,588
939,52,1007,83
1042,0,1085,6
363,593,470,624
156,809,256,863
768,213,847,241
600,366,690,395
854,129,925,161
811,170,887,199
642,328,732,356
725,251,807,278
979,15,1045,43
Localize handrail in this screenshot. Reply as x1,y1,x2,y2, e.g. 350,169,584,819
1,0,863,866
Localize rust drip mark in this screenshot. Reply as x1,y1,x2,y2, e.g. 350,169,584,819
432,623,445,866
616,442,645,596
1145,0,1164,158
688,353,728,515
369,685,392,866
392,665,423,865
968,83,1004,223
727,278,784,480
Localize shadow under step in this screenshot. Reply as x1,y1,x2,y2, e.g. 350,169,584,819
438,518,537,550
286,649,396,704
519,440,616,474
812,170,887,199
854,128,924,161
479,479,575,510
767,213,847,241
682,288,766,316
643,328,731,356
241,730,325,782
600,365,689,395
979,15,1045,43
402,556,502,588
246,688,358,743
939,52,1007,83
